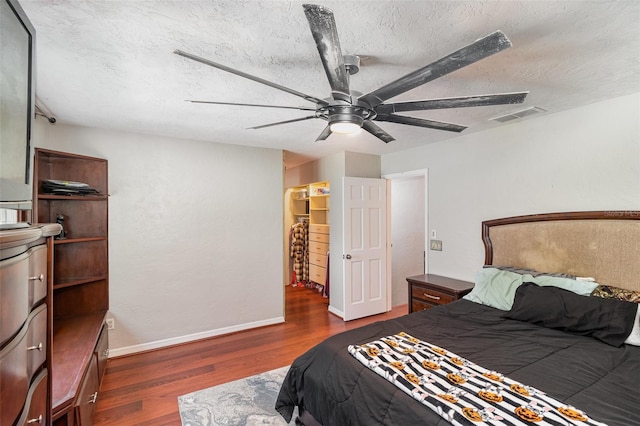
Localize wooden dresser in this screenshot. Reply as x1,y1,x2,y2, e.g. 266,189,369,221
406,274,474,313
1,223,61,426
308,224,329,286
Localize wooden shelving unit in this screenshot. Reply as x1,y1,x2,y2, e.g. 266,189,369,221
33,148,109,425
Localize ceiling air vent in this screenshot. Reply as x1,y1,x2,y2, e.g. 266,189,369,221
490,106,546,123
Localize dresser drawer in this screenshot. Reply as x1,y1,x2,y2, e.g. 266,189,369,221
27,305,47,379
411,285,455,305
16,369,48,426
1,251,30,346
309,240,329,255
0,304,47,426
0,244,47,347
309,264,327,285
309,252,328,267
75,354,100,426
28,245,48,309
309,224,329,235
96,324,109,385
309,232,329,244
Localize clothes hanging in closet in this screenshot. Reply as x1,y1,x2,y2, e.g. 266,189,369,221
290,221,309,285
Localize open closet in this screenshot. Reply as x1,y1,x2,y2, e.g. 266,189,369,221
286,181,330,298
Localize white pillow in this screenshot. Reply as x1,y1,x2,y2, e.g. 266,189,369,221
625,305,640,346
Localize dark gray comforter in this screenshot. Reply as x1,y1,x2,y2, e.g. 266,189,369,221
276,300,640,425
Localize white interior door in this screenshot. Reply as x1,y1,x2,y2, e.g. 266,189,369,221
343,177,387,321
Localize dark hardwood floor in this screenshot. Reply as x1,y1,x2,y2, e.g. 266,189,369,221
94,285,407,425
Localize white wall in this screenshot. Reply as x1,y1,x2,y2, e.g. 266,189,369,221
382,93,640,282
34,122,284,355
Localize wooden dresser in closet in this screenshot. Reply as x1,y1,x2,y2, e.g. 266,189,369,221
308,224,329,286
1,223,61,426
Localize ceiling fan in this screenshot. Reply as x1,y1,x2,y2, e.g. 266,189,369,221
174,4,528,143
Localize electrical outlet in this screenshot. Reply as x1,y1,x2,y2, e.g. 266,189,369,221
106,318,115,330
430,239,443,251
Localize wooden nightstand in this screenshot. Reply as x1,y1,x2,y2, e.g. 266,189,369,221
407,274,474,313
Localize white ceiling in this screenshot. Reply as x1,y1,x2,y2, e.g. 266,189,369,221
20,0,640,168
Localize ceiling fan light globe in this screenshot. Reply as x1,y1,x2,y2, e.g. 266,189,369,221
330,121,362,134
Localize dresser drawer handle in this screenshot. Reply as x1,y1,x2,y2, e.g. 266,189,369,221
88,392,98,404
27,415,43,424
29,274,44,282
423,293,441,301
27,342,43,351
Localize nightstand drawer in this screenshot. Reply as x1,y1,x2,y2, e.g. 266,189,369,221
406,274,474,314
412,298,437,312
411,286,454,305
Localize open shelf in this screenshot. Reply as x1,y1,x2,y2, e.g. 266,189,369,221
54,236,107,245
38,194,108,201
33,148,109,425
51,312,106,416
53,276,109,290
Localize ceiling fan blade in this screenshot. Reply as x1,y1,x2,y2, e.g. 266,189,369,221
360,31,513,107
303,4,351,102
315,125,332,141
375,114,466,133
174,49,328,106
187,100,317,111
248,115,317,130
362,120,395,143
374,92,529,115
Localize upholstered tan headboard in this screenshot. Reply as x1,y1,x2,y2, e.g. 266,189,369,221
482,211,640,291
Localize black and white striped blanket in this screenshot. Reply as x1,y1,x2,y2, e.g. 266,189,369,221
348,332,606,425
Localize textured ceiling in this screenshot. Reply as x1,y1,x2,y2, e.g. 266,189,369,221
20,0,640,168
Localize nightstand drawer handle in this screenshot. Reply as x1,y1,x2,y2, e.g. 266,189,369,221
29,274,44,282
88,392,98,404
423,293,441,301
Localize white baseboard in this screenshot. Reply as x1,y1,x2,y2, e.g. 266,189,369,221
107,316,285,358
327,305,344,319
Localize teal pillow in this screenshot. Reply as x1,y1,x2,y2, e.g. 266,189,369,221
464,267,600,311
463,268,524,310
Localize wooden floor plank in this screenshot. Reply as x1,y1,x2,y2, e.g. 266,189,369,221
94,285,407,425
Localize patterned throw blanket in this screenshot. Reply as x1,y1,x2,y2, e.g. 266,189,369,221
348,332,606,425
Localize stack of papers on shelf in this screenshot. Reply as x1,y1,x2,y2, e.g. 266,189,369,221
42,179,100,196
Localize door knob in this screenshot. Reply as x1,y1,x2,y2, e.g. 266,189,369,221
345,254,352,259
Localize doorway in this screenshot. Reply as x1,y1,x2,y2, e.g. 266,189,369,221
385,170,428,307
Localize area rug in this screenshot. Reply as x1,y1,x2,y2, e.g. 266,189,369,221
178,365,297,426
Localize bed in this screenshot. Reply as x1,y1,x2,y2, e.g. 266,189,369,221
276,211,640,426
